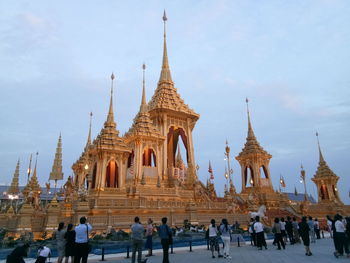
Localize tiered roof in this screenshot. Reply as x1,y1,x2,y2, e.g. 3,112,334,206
49,134,64,181
237,100,271,158
7,159,20,195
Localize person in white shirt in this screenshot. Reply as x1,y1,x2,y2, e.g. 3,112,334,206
35,245,51,263
74,216,92,263
254,216,267,250
333,214,349,258
280,217,287,243
208,219,222,258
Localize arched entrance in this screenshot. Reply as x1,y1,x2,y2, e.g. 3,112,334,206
167,127,189,168
244,166,254,187
105,160,118,188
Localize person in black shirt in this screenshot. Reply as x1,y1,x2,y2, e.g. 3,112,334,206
6,243,30,263
64,223,76,263
299,216,312,256
285,216,294,244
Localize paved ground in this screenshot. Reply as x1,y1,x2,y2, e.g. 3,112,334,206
86,238,348,263
2,237,347,263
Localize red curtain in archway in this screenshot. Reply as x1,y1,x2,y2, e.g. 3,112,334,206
91,163,97,189
106,161,118,188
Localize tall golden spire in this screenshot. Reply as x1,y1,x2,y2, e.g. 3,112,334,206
104,73,116,128
140,63,148,113
86,112,93,148
246,98,256,139
158,10,173,84
29,152,41,192
237,98,268,156
8,159,20,195
316,132,325,164
49,134,64,185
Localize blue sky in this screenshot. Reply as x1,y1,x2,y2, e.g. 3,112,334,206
0,0,349,203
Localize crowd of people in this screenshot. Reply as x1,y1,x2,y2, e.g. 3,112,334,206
5,214,350,263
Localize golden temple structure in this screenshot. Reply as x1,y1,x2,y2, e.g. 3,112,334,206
0,12,349,238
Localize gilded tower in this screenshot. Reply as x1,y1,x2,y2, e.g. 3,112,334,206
236,99,274,194
311,132,342,204
7,159,20,195
124,64,166,187
148,11,200,188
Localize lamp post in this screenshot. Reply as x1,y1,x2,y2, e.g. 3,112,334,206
300,164,308,201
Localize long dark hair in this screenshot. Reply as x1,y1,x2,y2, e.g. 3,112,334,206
67,223,73,231
211,219,215,227
222,218,228,231
58,222,65,231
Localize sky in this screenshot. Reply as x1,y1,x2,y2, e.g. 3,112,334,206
0,0,349,204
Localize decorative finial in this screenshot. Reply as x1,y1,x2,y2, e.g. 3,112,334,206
163,10,167,22
315,131,325,162
105,72,116,127
246,97,250,115
158,10,173,84
140,63,147,112
301,163,304,170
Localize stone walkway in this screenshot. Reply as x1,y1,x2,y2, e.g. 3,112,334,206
1,237,347,263
89,238,346,263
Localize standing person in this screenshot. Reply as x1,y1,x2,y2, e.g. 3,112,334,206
131,217,144,263
285,216,294,244
345,217,350,258
254,216,267,250
145,218,154,257
333,214,349,258
35,244,51,263
64,224,76,263
208,219,223,258
298,216,312,256
292,217,300,243
280,217,287,244
159,217,172,263
219,219,231,259
307,216,316,243
74,217,92,263
314,219,321,239
249,218,256,246
53,222,66,263
6,243,30,263
327,215,334,238
272,218,285,250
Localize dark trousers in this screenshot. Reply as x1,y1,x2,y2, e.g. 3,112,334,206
251,233,256,246
161,239,170,263
274,233,285,249
74,243,89,263
131,239,143,263
335,232,349,255
256,232,266,249
315,229,321,239
35,256,47,263
287,230,295,244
